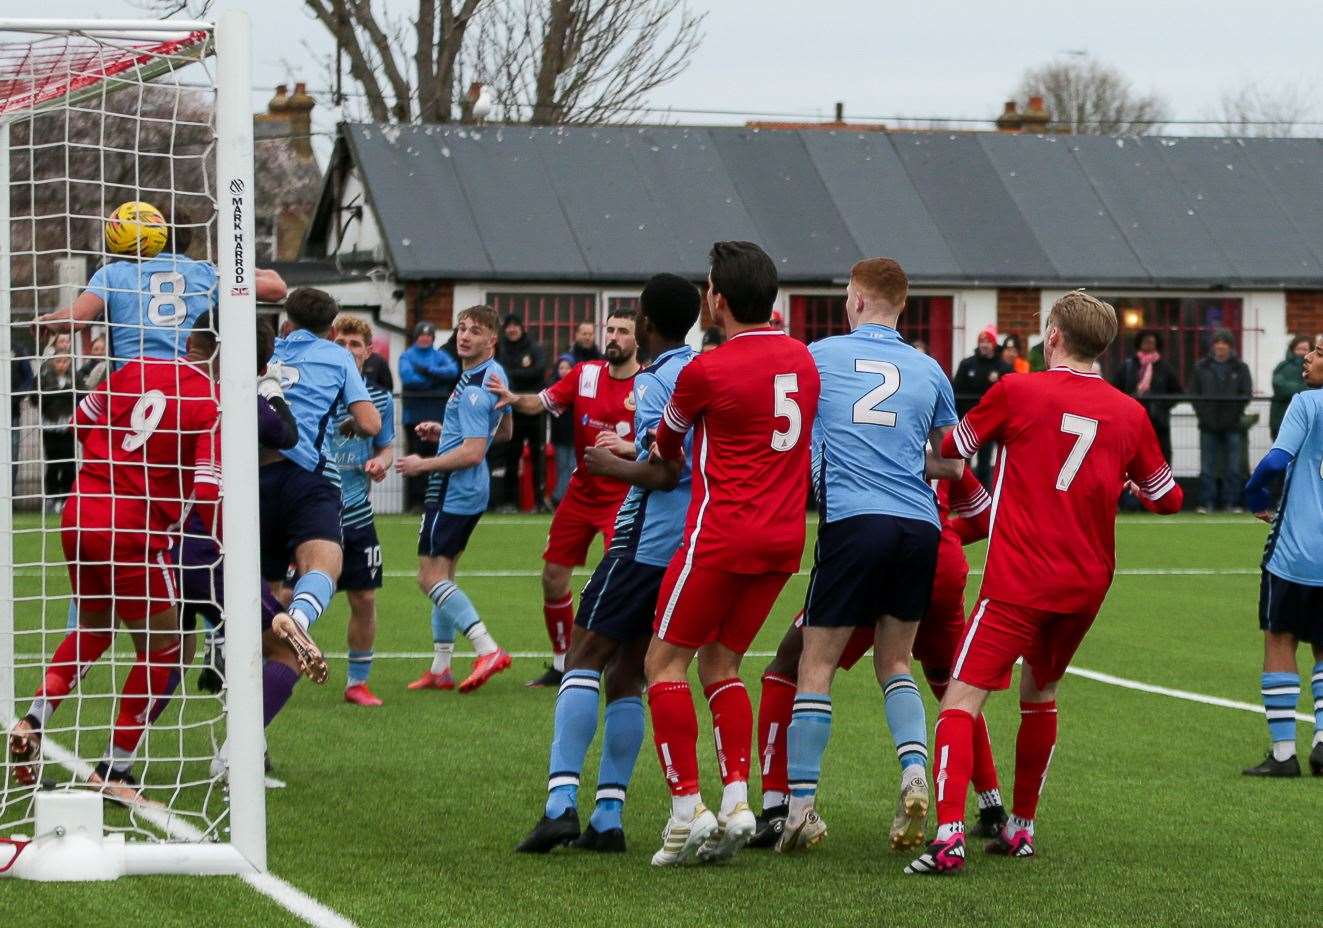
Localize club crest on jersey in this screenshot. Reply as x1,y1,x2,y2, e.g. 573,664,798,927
624,390,637,412
468,392,480,405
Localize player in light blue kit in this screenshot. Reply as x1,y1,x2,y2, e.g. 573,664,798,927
327,314,396,708
396,305,514,695
779,258,962,854
1244,341,1323,777
516,274,702,855
37,205,286,365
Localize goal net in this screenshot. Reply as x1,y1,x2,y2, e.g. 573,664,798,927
0,15,265,877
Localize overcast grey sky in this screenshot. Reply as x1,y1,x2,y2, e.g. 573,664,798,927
20,0,1323,140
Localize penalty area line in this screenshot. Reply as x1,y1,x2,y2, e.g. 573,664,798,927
15,731,359,928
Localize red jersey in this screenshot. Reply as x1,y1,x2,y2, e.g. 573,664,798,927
937,466,992,548
539,360,635,505
942,366,1180,614
72,358,220,548
657,328,820,574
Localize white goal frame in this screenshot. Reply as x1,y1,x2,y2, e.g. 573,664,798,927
0,12,266,876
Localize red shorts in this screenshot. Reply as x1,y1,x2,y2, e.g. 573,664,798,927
543,487,619,567
912,556,969,672
61,524,177,622
952,597,1096,691
654,561,791,653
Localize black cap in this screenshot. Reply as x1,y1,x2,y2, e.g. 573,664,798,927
413,322,436,339
502,313,524,328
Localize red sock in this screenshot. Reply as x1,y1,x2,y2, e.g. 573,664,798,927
704,677,752,786
971,713,1000,795
1012,700,1058,821
648,681,700,796
757,673,796,798
37,628,115,712
933,708,975,827
111,642,180,755
542,594,574,655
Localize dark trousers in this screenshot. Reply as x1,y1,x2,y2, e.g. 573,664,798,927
1153,420,1173,465
974,443,996,487
404,430,438,513
41,428,75,501
1199,428,1244,510
503,411,546,507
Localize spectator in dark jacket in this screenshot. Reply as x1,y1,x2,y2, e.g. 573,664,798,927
362,349,394,393
38,335,77,512
496,314,549,511
549,354,576,506
1190,328,1253,512
398,321,459,512
11,353,34,492
1270,335,1313,439
569,320,603,365
1112,329,1182,463
953,325,1012,484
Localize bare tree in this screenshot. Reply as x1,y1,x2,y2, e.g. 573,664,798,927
1212,80,1315,138
1015,56,1169,135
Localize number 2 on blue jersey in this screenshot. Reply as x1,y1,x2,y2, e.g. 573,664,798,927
851,359,901,427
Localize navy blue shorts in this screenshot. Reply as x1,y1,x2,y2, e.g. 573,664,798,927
1259,570,1323,643
339,521,384,591
575,557,666,642
259,460,343,582
803,514,940,627
418,506,482,559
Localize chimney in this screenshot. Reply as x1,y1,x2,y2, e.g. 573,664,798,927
1022,95,1051,133
834,101,844,123
995,100,1022,133
267,83,290,117
285,81,316,159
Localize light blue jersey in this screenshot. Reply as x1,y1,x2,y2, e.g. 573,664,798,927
609,345,697,567
271,329,372,473
426,357,509,515
809,324,957,527
86,254,218,363
327,384,396,529
1264,390,1323,586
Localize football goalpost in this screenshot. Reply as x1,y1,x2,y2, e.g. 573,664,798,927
0,13,265,878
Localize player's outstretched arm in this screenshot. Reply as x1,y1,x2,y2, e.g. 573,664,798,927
395,436,487,478
494,412,514,444
1245,448,1293,520
346,398,382,438
925,426,963,480
36,291,104,338
364,444,394,482
584,444,680,491
254,268,288,303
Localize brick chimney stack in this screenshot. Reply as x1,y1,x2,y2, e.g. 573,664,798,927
285,81,316,159
996,100,1023,132
1022,95,1051,133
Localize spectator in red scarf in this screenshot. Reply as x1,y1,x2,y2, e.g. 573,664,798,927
1112,329,1182,463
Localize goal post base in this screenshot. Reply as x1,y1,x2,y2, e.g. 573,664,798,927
0,791,256,881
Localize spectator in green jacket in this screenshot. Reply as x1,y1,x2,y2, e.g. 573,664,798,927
1270,335,1314,439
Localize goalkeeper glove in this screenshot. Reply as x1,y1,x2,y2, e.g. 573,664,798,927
258,360,286,400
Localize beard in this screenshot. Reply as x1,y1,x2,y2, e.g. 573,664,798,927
605,343,634,365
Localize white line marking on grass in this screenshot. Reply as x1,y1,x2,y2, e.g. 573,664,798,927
376,567,1259,579
1062,665,1313,723
24,732,359,928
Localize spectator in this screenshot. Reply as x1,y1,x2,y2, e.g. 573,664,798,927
1001,333,1030,374
38,334,77,512
496,313,548,512
1028,338,1047,372
569,320,602,364
76,333,108,392
398,321,459,512
1113,329,1182,463
701,326,725,353
549,354,576,506
1190,328,1253,513
11,351,34,492
953,325,1011,484
362,347,394,393
1270,335,1313,440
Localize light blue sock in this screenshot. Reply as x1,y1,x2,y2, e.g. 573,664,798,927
288,570,334,629
347,649,373,687
546,670,601,818
65,600,77,630
883,674,928,771
430,600,456,645
1312,663,1323,741
1262,671,1300,750
787,693,832,799
591,696,644,833
428,580,480,634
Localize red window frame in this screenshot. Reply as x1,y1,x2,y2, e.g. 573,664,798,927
485,291,597,366
788,294,954,373
1098,296,1243,387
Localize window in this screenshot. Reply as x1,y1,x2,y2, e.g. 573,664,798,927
788,294,954,373
486,291,596,365
1098,296,1242,387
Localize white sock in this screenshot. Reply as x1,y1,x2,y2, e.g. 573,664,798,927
762,789,787,810
720,780,747,816
1008,814,1034,837
935,821,964,841
553,651,566,672
787,793,814,821
901,764,926,790
463,621,498,656
430,643,454,675
977,787,1003,810
672,793,701,821
1272,740,1297,762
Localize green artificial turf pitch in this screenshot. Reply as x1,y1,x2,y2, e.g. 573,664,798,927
5,513,1323,927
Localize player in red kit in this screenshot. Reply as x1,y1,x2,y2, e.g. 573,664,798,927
906,291,1183,876
750,467,1008,849
8,320,220,804
488,310,640,687
642,241,820,867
